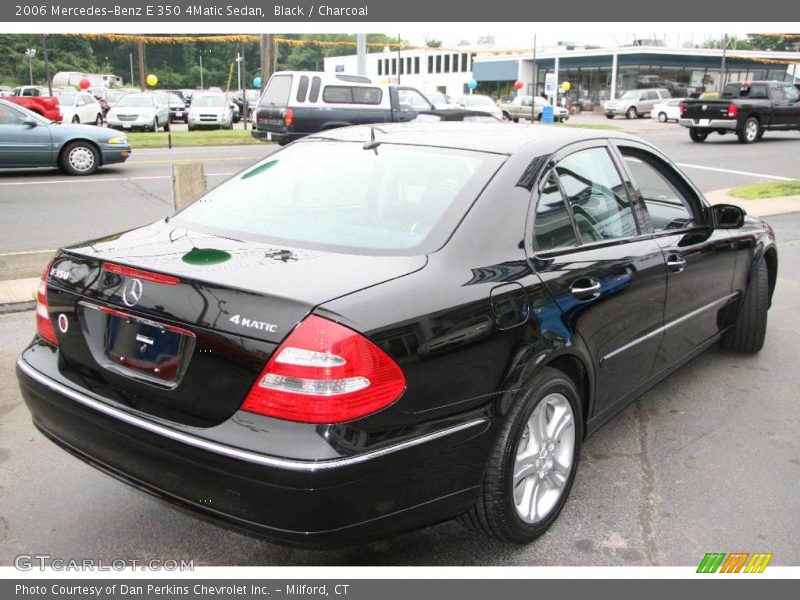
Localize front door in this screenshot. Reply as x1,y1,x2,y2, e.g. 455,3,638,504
614,141,737,373
527,142,667,417
0,102,53,167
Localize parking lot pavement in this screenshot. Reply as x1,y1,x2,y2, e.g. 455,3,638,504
0,215,798,566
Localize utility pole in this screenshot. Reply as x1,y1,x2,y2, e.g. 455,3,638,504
41,36,52,96
531,33,537,122
241,43,248,129
396,33,401,84
720,33,728,93
356,33,367,76
24,48,36,85
199,54,204,88
137,41,146,91
129,52,134,86
260,34,275,90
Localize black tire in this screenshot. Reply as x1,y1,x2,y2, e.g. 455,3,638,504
689,128,708,142
163,119,170,132
187,124,194,132
502,111,511,121
737,117,760,144
458,367,583,543
658,112,668,123
512,117,519,123
605,114,615,119
59,141,99,176
94,113,103,126
626,106,637,119
151,118,158,133
720,258,769,353
71,116,80,124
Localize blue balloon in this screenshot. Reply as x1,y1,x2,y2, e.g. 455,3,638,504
253,76,262,89
467,80,478,90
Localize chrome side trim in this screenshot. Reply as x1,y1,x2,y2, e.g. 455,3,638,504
601,293,737,364
16,358,488,472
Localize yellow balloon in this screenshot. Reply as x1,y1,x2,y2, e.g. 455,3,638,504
561,81,571,91
146,74,158,87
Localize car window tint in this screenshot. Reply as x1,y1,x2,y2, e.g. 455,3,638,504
260,74,292,107
296,75,309,102
308,76,321,102
533,174,579,252
0,103,26,125
555,147,637,243
622,151,695,231
786,85,800,102
397,89,429,111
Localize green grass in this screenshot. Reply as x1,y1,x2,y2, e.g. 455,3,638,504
729,180,800,200
126,129,268,149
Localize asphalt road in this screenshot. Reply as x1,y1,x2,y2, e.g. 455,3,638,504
0,214,798,566
0,119,799,255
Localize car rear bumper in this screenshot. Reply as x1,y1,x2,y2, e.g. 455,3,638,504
16,347,492,546
678,118,737,130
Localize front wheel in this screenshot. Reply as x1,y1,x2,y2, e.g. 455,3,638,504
163,119,170,132
605,114,615,119
738,117,760,144
689,127,708,142
71,116,80,124
626,107,637,119
459,367,582,543
658,112,668,123
60,141,99,176
720,258,769,353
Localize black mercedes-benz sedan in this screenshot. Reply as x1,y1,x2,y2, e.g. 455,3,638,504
17,123,777,546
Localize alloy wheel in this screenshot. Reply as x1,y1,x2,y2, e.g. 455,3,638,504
68,146,95,173
513,392,576,524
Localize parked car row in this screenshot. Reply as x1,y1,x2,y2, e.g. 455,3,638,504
501,95,570,123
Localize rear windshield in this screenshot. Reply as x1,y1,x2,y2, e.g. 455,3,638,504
172,141,504,255
259,74,293,107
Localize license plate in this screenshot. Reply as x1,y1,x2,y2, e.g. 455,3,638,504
104,313,187,383
175,111,183,116
122,122,131,129
697,119,710,126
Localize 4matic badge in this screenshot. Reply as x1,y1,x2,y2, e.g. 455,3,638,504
229,314,278,333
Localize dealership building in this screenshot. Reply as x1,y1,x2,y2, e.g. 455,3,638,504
325,43,800,111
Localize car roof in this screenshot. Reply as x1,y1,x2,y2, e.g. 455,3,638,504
306,122,639,156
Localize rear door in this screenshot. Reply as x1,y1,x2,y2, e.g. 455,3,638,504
613,140,737,373
527,141,667,417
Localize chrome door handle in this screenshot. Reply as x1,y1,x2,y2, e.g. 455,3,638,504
667,254,687,273
571,279,602,300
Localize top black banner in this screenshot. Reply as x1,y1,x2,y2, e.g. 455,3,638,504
4,0,800,22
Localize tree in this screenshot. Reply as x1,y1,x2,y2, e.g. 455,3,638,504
425,39,443,48
746,34,800,52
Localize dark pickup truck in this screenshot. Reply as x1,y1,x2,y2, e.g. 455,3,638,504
679,80,800,143
252,71,434,145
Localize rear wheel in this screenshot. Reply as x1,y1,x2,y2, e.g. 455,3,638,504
459,367,582,543
626,106,637,119
738,117,760,144
94,113,103,126
605,114,615,119
720,258,769,353
689,127,708,142
151,118,158,133
163,119,170,132
60,141,99,176
71,116,80,124
658,112,668,123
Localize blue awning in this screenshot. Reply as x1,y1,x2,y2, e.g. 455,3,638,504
473,59,519,81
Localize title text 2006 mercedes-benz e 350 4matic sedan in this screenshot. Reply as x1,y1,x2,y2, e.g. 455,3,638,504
17,123,777,546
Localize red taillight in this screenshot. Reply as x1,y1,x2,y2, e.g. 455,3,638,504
727,103,738,118
102,263,180,285
241,315,406,424
679,102,686,116
284,108,294,128
35,262,58,346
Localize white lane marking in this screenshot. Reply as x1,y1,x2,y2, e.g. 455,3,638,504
676,163,793,181
0,173,234,187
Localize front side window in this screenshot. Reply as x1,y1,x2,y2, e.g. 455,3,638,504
0,103,27,125
554,147,638,243
621,148,696,232
397,88,430,111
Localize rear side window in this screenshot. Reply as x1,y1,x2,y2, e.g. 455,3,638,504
308,76,321,102
532,174,579,252
555,147,638,242
259,74,292,107
296,76,309,102
322,86,383,105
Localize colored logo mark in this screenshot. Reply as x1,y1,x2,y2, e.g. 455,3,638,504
697,552,773,573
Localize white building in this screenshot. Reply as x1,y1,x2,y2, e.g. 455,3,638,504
323,48,478,97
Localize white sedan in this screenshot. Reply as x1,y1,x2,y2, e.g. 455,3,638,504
456,94,504,120
55,92,104,126
651,98,684,123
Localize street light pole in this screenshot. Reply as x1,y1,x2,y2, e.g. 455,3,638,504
199,54,204,89
129,53,134,87
25,48,36,85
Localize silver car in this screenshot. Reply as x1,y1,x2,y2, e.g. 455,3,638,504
106,92,171,132
187,93,234,131
604,88,671,119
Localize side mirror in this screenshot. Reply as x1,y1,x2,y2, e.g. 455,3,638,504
711,203,746,229
22,117,38,127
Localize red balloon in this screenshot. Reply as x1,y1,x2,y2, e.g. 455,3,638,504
78,78,90,90
514,80,524,90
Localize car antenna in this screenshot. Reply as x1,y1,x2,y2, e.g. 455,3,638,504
363,126,383,152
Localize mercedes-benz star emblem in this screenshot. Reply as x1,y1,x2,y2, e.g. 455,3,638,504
122,278,143,307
